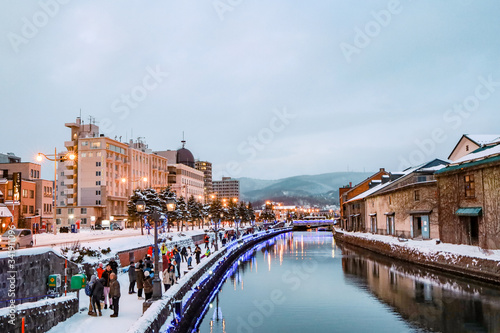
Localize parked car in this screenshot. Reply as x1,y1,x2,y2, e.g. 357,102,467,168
0,229,33,250
110,223,123,230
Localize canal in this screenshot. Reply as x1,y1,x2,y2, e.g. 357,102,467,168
195,231,500,333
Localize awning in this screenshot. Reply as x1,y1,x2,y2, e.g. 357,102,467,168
384,212,395,216
0,206,13,218
369,213,377,216
455,207,482,217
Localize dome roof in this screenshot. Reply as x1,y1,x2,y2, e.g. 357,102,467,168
177,147,195,168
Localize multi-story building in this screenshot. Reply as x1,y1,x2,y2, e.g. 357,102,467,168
0,152,21,164
0,161,51,231
156,141,205,203
56,117,172,229
195,160,213,202
213,177,240,201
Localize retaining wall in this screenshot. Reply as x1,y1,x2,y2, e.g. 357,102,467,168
333,230,500,284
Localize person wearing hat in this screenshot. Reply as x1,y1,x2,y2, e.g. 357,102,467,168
143,270,153,301
136,262,145,300
97,263,104,279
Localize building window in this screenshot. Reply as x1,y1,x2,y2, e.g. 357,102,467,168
68,208,74,214
96,171,101,176
81,141,88,146
22,189,28,198
81,218,87,224
29,206,34,214
96,162,101,167
464,174,475,198
388,196,392,205
81,153,87,158
96,200,101,205
31,169,34,178
22,205,28,214
96,181,101,186
56,218,62,225
414,190,420,202
417,176,427,182
8,189,12,197
96,190,101,195
29,190,34,198
91,142,101,149
466,145,469,152
81,208,87,214
56,208,62,214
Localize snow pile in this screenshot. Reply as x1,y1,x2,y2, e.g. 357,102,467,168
337,229,500,263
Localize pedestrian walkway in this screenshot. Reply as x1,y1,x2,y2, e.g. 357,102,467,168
48,251,211,333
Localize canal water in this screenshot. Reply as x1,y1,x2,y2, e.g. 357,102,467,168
195,231,500,333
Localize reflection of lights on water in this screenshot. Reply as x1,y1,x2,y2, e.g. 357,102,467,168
210,303,213,308
332,249,335,258
268,252,271,271
241,280,244,290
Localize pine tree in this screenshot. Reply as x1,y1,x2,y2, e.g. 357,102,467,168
176,196,190,232
248,202,256,223
188,195,203,230
159,187,177,232
127,189,147,235
209,198,223,227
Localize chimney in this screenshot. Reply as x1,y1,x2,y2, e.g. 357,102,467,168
380,168,385,172
349,182,352,187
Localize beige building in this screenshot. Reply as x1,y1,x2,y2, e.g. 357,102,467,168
195,160,213,202
213,176,240,201
56,117,171,229
448,134,500,161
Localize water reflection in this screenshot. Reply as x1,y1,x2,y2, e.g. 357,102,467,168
340,243,500,332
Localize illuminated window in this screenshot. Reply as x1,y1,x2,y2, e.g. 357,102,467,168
464,174,475,198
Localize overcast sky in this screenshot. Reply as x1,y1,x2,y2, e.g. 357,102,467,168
1,0,500,180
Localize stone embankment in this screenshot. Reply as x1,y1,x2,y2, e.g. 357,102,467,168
333,230,500,284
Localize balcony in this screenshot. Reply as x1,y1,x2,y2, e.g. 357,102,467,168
64,188,74,195
64,140,75,148
63,179,74,186
64,170,74,177
66,198,74,205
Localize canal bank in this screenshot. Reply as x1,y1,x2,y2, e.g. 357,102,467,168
333,229,500,284
127,227,292,333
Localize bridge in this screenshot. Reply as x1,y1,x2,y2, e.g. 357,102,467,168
292,219,336,230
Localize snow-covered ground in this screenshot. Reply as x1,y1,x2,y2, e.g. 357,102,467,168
337,229,500,262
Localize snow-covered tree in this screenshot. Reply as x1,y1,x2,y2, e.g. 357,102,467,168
127,189,147,234
176,196,190,231
188,195,203,230
159,187,177,231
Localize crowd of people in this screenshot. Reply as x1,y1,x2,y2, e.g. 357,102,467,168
83,231,250,318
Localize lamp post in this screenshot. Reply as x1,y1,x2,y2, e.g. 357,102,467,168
136,198,176,301
166,198,176,233
36,149,75,235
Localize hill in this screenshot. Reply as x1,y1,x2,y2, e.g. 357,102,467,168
238,172,374,206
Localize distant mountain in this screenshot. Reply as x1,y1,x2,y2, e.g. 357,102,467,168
238,172,374,206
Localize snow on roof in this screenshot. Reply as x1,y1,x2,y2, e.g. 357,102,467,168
346,180,393,202
466,134,500,145
418,164,447,172
452,143,500,165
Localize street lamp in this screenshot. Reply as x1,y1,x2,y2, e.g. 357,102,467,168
166,198,176,233
36,149,76,235
136,198,176,301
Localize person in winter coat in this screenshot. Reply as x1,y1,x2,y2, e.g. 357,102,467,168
97,263,104,279
162,263,176,292
136,263,145,300
143,271,153,300
180,246,188,263
91,277,105,316
194,245,201,265
101,265,112,309
109,258,118,275
87,275,97,316
204,234,209,249
109,273,121,317
128,262,137,294
174,251,181,278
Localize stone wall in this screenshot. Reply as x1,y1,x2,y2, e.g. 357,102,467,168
334,230,500,284
437,162,500,249
0,248,79,303
0,295,78,333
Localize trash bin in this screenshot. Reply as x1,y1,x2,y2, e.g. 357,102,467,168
70,224,77,233
71,274,87,290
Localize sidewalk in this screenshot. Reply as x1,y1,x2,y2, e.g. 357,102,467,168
48,248,213,333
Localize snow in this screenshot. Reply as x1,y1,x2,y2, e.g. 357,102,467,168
466,134,500,146
452,142,500,165
337,229,500,262
0,295,77,317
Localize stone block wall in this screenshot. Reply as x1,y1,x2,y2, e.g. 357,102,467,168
0,295,78,333
0,249,79,303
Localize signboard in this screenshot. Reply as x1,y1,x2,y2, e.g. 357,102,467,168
12,172,21,201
